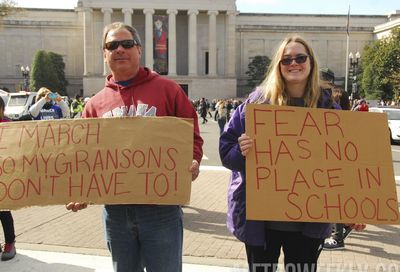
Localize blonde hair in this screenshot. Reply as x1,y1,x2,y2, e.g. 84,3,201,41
257,34,321,107
36,87,52,102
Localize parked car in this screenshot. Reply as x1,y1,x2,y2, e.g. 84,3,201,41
369,107,400,144
4,91,37,120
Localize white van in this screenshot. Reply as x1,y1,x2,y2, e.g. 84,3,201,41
5,92,37,120
369,107,400,144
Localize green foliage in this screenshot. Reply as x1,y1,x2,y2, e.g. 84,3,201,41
30,50,48,91
245,55,271,89
48,52,69,95
30,50,68,95
360,27,400,100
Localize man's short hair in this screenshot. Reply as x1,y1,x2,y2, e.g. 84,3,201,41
102,22,142,49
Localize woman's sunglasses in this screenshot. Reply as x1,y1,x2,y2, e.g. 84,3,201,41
280,55,308,66
104,39,138,51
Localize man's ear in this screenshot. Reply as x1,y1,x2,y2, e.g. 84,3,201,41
137,46,142,57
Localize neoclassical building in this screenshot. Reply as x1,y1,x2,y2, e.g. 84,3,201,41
0,0,399,98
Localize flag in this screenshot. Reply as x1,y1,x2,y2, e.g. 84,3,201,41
346,5,350,36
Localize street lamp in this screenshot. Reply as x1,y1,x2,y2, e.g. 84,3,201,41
349,52,361,99
20,65,30,92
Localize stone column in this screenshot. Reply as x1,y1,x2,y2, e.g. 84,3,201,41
122,8,133,26
143,8,155,69
188,9,199,76
83,8,93,76
167,9,178,76
208,10,218,76
225,10,237,77
101,8,113,76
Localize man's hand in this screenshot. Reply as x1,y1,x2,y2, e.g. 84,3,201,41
66,202,88,212
189,160,200,181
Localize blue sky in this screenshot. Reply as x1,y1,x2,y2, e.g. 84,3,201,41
15,0,399,15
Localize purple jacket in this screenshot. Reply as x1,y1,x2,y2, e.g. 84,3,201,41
219,89,340,246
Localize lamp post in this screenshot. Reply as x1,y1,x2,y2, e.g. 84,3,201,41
20,65,30,92
349,52,360,100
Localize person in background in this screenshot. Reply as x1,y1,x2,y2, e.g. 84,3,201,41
331,85,342,105
215,99,227,135
324,223,366,250
70,93,85,118
353,98,369,112
66,22,203,272
219,34,365,272
324,85,362,250
337,86,350,110
199,97,208,124
0,98,16,261
29,87,70,120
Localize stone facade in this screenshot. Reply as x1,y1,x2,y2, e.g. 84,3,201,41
374,11,400,39
0,1,398,99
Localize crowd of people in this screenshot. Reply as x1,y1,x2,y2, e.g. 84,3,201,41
193,97,242,131
0,22,372,272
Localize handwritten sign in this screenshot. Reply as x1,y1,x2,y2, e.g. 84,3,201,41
246,104,400,224
0,117,194,210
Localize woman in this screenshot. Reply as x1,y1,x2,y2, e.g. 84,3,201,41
0,97,16,261
29,87,70,120
219,35,354,272
216,100,227,135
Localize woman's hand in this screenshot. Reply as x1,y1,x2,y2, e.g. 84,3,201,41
44,93,52,102
238,133,253,157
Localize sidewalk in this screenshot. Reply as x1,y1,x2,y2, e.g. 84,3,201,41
0,167,399,271
0,249,247,271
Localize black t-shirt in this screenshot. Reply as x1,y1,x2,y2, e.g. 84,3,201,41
288,97,305,107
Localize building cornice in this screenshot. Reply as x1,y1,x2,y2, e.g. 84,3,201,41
374,18,400,33
19,8,75,12
3,19,79,27
238,12,387,19
236,25,374,33
79,0,236,12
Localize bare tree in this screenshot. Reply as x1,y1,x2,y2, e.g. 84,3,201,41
0,0,23,22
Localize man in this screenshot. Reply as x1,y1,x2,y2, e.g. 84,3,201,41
325,84,365,251
66,22,203,272
70,94,84,118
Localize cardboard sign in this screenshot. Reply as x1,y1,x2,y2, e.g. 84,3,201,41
0,117,194,210
246,104,400,224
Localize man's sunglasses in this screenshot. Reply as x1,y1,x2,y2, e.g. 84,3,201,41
104,39,138,51
280,55,308,66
